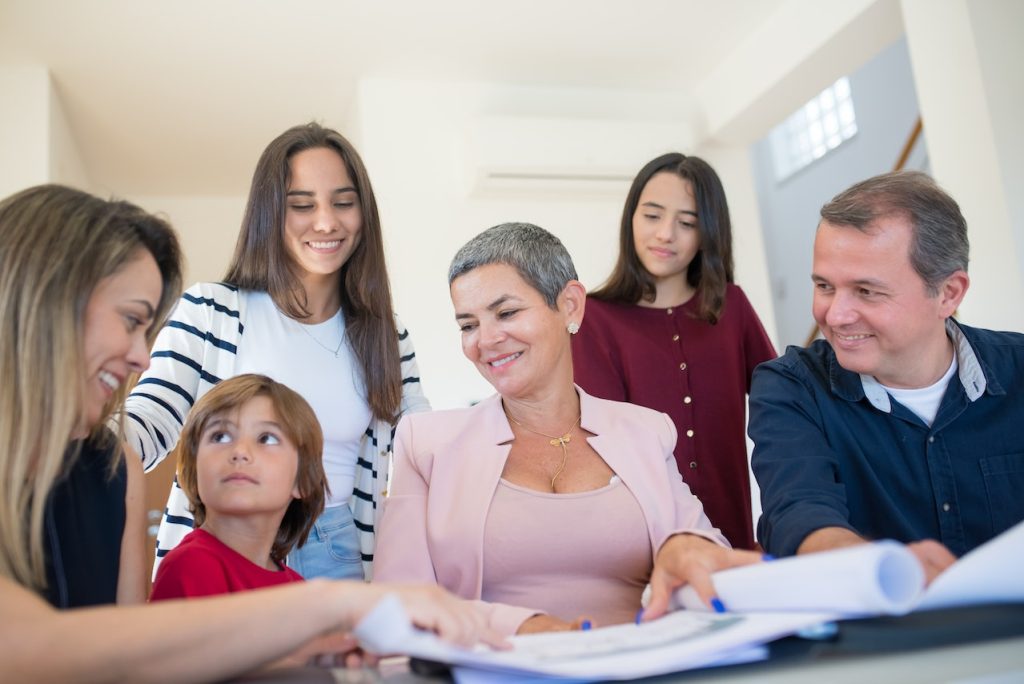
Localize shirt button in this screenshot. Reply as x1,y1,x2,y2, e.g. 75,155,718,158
679,362,687,371
672,334,680,342
667,308,674,315
942,502,951,512
928,436,935,443
689,461,698,469
683,396,692,404
686,429,694,438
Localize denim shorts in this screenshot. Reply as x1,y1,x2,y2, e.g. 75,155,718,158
286,503,364,580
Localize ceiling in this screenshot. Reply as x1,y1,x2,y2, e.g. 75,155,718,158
0,0,786,195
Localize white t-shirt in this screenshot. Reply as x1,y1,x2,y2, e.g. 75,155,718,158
881,354,958,427
235,292,372,507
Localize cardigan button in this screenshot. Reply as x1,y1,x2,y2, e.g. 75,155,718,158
672,334,680,342
667,308,674,315
679,362,687,371
942,502,951,512
686,429,695,438
689,461,698,469
683,396,692,404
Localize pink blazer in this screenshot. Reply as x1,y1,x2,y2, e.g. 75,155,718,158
373,386,728,636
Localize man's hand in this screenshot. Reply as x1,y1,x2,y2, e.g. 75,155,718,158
907,540,957,585
799,528,956,586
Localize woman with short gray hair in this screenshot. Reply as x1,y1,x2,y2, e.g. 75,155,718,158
376,222,761,636
447,222,579,307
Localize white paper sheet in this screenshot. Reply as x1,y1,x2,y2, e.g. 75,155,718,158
674,540,924,616
353,522,1024,680
674,519,1024,617
353,594,830,680
918,518,1024,610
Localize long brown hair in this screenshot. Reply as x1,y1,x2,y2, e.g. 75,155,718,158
175,374,328,563
0,184,182,591
591,153,734,323
224,123,401,421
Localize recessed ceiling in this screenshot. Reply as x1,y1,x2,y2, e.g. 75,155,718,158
0,0,786,195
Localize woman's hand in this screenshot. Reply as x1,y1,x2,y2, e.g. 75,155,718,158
643,534,762,621
382,584,508,651
273,631,371,669
515,614,593,635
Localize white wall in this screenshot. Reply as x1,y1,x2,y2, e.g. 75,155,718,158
0,66,92,197
695,0,903,145
751,37,922,350
127,195,245,285
971,0,1024,288
48,78,92,191
353,78,704,408
0,66,52,198
902,0,1024,332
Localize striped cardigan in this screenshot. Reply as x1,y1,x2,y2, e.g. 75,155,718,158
119,281,430,580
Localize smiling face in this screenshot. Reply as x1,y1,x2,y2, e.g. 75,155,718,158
812,217,967,388
283,146,363,287
195,395,301,523
450,263,581,402
79,249,162,434
632,171,701,288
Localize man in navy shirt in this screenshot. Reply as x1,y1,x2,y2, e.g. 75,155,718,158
750,170,1024,582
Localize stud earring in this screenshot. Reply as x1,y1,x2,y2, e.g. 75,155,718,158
567,322,580,335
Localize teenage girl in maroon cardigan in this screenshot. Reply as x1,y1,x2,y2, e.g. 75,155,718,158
572,153,776,550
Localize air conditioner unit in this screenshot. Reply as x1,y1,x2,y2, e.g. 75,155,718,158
465,115,694,197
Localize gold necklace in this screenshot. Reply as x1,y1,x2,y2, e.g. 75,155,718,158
505,411,582,490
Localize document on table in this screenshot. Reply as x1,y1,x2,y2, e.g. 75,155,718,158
673,540,925,616
673,519,1024,617
353,594,832,681
354,521,1024,680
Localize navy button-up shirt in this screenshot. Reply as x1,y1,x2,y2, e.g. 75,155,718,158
750,319,1024,558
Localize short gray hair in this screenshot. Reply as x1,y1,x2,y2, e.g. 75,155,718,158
448,222,578,308
820,171,969,295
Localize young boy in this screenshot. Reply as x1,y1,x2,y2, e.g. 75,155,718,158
151,374,329,599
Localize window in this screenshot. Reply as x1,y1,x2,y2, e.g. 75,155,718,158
770,77,857,181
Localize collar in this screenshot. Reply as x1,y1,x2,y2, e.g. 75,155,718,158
854,319,987,413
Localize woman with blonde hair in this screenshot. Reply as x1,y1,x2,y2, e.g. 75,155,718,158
123,122,428,580
0,184,496,681
0,184,181,607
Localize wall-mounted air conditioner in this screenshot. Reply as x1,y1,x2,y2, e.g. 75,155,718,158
464,115,694,197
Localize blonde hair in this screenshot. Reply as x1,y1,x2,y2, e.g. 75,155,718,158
0,184,182,592
174,374,328,563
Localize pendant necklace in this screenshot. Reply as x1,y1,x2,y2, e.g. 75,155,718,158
293,316,344,358
506,410,582,490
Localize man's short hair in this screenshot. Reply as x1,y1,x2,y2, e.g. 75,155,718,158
820,170,969,295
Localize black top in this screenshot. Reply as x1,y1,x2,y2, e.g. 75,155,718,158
42,433,126,608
